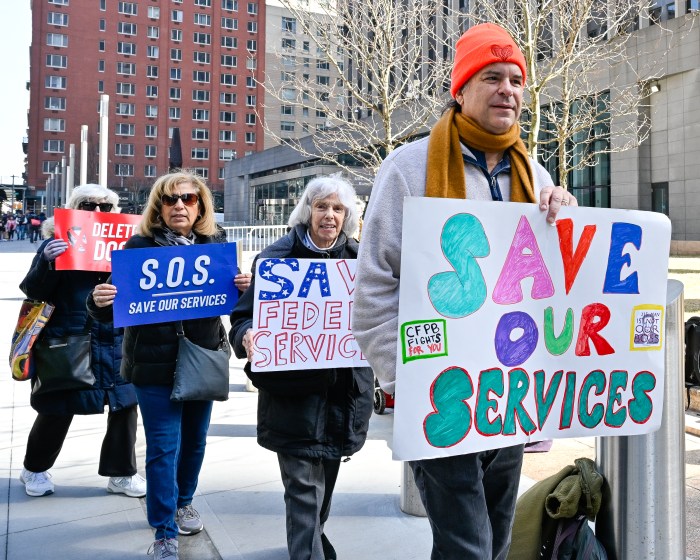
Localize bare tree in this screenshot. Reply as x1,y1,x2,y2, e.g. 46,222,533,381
469,0,673,189
261,0,455,180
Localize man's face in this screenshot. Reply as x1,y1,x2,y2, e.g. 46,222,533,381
455,62,524,134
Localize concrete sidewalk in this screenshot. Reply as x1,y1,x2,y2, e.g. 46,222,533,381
0,239,698,559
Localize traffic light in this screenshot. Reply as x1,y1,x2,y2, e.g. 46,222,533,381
14,189,23,201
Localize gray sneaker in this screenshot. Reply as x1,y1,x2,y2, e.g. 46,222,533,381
148,538,178,560
175,504,203,535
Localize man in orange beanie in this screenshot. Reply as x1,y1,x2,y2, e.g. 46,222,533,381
353,22,576,560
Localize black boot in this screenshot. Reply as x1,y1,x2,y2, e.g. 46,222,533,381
321,533,337,560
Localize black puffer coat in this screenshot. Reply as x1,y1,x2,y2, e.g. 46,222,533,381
87,228,226,386
21,230,137,416
229,225,374,459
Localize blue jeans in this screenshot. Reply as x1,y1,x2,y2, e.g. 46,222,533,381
409,444,524,560
135,384,213,540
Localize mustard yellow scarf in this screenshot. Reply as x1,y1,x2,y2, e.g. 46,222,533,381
425,107,536,202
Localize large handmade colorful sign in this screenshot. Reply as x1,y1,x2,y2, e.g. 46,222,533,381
394,198,671,461
54,208,142,271
110,243,238,327
251,258,368,371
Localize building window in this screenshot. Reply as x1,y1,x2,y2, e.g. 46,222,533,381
43,139,65,152
193,71,211,83
145,165,157,177
169,87,181,99
193,32,212,44
246,76,255,88
46,54,67,68
193,89,211,102
193,109,210,121
247,21,257,33
145,124,157,137
245,132,256,144
97,60,105,72
170,68,181,80
49,0,70,5
220,92,236,104
280,121,295,132
194,13,211,26
222,36,238,48
191,148,209,159
116,82,136,95
98,80,104,92
220,130,236,141
317,75,330,86
282,38,296,49
42,161,60,173
281,71,295,82
246,113,256,125
220,149,237,160
246,94,256,106
47,12,69,26
220,73,237,85
115,164,134,176
115,143,135,156
118,2,137,15
146,65,159,78
282,16,296,32
171,10,183,22
193,167,209,179
247,39,257,51
192,128,209,140
145,145,157,158
219,167,226,180
317,59,330,70
220,111,236,123
116,123,135,135
194,51,211,64
116,62,136,75
195,0,212,5
246,57,257,70
46,33,68,47
146,105,158,117
146,85,158,97
171,29,182,41
45,96,66,110
115,102,135,115
169,107,181,119
147,45,159,58
222,0,238,11
221,55,237,67
248,2,258,14
100,0,106,10
221,17,238,30
118,22,137,35
117,42,136,55
170,48,182,61
147,26,159,38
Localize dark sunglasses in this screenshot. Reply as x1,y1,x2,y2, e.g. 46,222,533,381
79,201,114,212
161,193,199,207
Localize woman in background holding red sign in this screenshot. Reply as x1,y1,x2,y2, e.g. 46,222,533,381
19,184,145,500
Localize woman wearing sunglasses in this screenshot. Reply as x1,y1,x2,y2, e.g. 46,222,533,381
19,184,146,500
88,171,250,560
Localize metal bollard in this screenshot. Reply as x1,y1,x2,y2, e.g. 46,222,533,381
595,279,686,559
400,461,427,517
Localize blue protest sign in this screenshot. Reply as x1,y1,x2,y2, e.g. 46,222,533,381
111,243,238,327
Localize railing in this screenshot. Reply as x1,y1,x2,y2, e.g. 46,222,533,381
221,224,288,254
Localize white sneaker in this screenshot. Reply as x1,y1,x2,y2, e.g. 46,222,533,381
107,473,147,498
20,468,54,497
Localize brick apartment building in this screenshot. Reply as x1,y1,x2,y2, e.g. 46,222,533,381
27,0,266,211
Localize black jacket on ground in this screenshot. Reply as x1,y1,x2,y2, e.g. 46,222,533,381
88,228,227,386
21,236,137,415
229,225,374,459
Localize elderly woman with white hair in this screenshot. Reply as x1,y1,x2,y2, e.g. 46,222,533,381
229,174,374,560
18,184,145,499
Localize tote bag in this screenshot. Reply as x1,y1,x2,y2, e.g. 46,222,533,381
171,320,231,402
9,299,55,381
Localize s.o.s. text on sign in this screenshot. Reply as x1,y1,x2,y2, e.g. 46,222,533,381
111,243,238,327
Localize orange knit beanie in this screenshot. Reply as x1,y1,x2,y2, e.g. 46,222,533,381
450,23,527,98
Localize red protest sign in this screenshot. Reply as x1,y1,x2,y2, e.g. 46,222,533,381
54,208,142,271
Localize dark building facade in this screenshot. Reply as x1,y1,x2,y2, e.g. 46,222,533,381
28,0,266,208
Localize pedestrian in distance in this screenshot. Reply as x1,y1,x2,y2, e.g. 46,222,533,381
6,214,16,240
352,23,578,560
16,211,28,240
89,171,251,560
229,174,374,560
19,184,146,500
